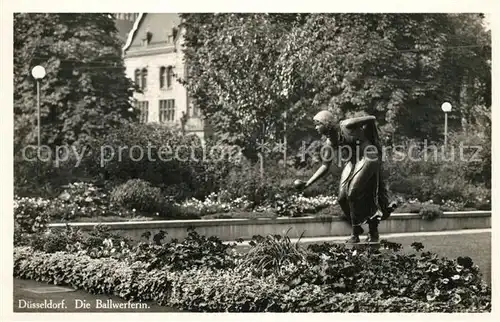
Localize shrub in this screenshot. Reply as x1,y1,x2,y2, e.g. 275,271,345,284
14,197,51,233
382,138,490,206
110,179,179,217
25,224,133,257
274,194,338,217
127,228,238,271
14,157,57,197
420,204,444,221
13,236,491,312
14,143,90,198
395,200,426,213
242,231,308,275
224,159,276,206
57,182,109,206
82,123,238,201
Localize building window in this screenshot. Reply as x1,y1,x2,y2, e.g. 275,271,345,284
160,66,174,89
167,66,173,88
134,69,141,86
159,99,175,123
140,68,147,90
159,67,166,89
142,31,152,46
136,101,149,123
134,68,148,91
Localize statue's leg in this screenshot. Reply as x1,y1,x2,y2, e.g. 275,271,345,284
346,158,379,242
366,218,380,242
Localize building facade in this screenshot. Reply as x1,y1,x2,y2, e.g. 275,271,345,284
122,13,207,142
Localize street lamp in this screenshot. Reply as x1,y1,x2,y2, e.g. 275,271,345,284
283,110,287,174
441,102,452,149
31,65,46,150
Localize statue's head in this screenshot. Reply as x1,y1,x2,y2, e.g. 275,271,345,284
313,110,336,136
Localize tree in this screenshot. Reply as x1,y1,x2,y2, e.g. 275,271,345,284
14,13,137,152
284,13,491,141
180,13,309,159
438,13,491,133
180,13,491,154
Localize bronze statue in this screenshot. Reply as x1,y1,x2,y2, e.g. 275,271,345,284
295,110,395,243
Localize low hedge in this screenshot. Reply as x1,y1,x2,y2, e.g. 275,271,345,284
13,241,491,312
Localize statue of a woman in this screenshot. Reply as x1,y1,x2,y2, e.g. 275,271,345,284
295,110,395,243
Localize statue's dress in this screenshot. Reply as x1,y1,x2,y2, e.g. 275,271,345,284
334,116,390,230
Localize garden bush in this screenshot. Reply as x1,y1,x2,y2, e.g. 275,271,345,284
223,159,279,207
14,197,51,233
14,123,490,214
13,228,491,312
46,182,115,221
383,140,490,210
57,181,109,207
111,179,165,213
14,142,90,198
14,181,147,223
16,224,133,255
419,204,444,221
110,179,182,218
82,123,240,201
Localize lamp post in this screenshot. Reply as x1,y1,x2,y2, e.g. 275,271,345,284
31,65,46,150
441,102,452,149
283,110,287,174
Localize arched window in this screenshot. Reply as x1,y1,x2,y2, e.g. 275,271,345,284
159,67,166,89
160,66,174,89
167,66,173,88
141,68,147,90
134,69,141,87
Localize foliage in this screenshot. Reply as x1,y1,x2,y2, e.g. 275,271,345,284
14,182,146,223
180,13,308,159
14,13,137,150
223,159,281,206
14,197,51,233
383,140,490,208
420,204,444,221
395,199,464,213
13,229,491,312
58,181,109,206
126,228,238,271
273,194,338,217
181,13,490,155
83,123,239,201
241,231,308,275
110,179,172,215
20,226,238,272
18,224,133,255
178,192,253,216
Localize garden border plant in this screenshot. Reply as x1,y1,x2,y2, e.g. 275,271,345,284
14,181,489,227
13,227,492,313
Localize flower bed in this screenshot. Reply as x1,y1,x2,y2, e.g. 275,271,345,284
14,180,490,230
13,227,491,312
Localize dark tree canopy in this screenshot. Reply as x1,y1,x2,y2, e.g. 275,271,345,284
14,13,137,151
180,13,491,156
